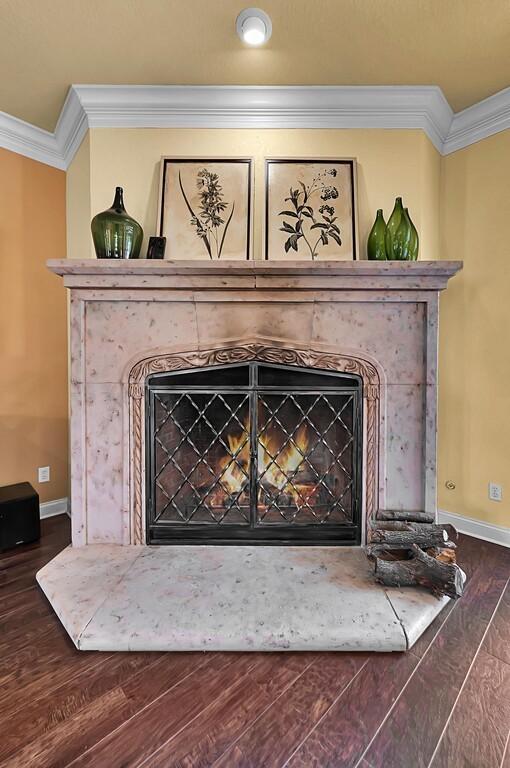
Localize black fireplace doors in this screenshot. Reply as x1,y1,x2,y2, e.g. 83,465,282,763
146,362,362,545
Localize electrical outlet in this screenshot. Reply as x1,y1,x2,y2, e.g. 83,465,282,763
38,466,50,483
489,482,502,502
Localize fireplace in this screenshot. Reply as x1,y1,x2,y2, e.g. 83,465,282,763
39,259,462,652
146,362,362,545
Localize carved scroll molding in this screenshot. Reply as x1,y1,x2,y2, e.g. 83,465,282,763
128,344,381,545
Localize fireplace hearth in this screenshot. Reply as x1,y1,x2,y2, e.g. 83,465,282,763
147,362,362,545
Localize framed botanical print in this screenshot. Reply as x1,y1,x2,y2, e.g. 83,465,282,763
265,158,358,261
158,158,253,260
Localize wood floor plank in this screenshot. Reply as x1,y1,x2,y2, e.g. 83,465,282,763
430,649,510,768
285,651,417,768
362,544,510,768
0,584,52,625
142,652,315,768
501,734,510,768
68,652,256,768
409,598,457,659
0,611,62,657
1,687,134,768
0,632,101,721
213,653,367,768
0,652,163,762
484,581,510,666
1,652,210,768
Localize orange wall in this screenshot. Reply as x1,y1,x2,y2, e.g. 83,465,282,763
0,148,68,503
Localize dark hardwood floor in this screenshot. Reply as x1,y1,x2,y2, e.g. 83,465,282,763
1,515,509,768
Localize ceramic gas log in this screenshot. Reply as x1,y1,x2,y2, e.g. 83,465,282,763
367,517,466,598
373,545,466,599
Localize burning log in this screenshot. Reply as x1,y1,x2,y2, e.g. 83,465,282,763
377,509,435,524
374,544,466,598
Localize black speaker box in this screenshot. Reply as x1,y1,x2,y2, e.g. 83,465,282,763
0,482,41,551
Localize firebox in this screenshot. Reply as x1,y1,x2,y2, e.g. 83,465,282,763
146,362,362,545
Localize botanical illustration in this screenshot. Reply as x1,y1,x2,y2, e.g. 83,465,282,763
278,169,341,259
159,159,252,260
179,168,234,260
266,160,357,261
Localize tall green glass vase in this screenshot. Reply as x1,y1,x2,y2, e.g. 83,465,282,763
393,207,413,260
406,207,419,260
385,196,404,260
367,209,387,260
91,187,143,259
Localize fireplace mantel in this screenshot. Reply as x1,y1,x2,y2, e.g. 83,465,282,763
39,257,463,652
48,257,461,548
48,258,461,291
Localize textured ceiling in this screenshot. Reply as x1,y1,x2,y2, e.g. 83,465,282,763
1,0,509,131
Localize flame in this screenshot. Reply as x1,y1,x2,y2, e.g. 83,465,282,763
258,424,308,492
217,420,313,510
220,428,250,495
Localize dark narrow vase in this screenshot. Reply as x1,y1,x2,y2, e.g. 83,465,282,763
367,209,387,260
91,187,143,259
406,207,419,260
385,196,404,260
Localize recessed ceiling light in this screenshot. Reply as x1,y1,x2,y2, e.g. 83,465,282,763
236,8,272,46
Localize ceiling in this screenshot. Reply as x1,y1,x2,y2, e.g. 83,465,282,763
1,0,509,131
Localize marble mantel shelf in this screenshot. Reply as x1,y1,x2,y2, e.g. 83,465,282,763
47,259,462,291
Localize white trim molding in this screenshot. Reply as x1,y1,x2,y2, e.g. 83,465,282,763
0,84,509,170
443,87,510,154
0,110,64,169
72,84,453,153
40,497,69,519
438,509,510,549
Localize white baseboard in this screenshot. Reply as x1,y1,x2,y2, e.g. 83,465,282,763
438,509,510,549
40,497,69,519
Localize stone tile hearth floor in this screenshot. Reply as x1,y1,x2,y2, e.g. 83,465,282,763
36,544,449,652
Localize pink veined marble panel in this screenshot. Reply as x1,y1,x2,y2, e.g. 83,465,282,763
312,302,426,385
195,301,315,349
83,300,199,383
84,382,127,543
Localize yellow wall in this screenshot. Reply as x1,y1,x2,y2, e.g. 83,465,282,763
65,124,510,530
78,127,441,261
66,132,91,262
438,129,510,527
0,148,68,503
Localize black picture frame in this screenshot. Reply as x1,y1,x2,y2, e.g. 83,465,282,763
158,158,253,260
264,158,358,261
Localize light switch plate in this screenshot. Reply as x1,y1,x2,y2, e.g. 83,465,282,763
38,466,50,483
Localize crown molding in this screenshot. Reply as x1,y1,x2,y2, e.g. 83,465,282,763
0,109,64,169
0,84,509,170
54,86,89,168
443,86,510,154
72,84,453,154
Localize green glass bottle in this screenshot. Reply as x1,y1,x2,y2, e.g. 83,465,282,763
91,187,143,259
367,209,387,260
385,196,404,260
406,207,419,261
393,207,412,261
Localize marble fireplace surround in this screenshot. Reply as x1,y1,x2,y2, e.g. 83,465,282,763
37,259,463,652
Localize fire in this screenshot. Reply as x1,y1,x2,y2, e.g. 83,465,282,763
258,424,308,491
220,429,250,495
218,420,314,510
